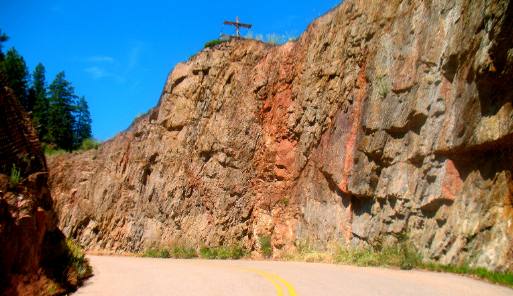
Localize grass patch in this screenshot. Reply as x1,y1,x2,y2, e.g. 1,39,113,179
259,236,273,258
66,239,93,280
334,244,421,270
421,262,513,287
9,164,21,187
199,245,246,260
287,239,513,288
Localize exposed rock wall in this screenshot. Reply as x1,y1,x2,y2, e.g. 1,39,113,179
49,0,513,270
0,87,85,295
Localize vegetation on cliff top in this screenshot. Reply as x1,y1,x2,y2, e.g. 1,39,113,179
204,39,227,49
0,29,96,153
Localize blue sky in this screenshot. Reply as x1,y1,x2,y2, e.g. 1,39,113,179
1,0,341,140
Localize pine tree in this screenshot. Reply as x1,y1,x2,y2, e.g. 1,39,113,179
30,63,50,140
74,96,92,147
1,48,30,110
47,72,77,150
0,30,8,84
0,29,8,61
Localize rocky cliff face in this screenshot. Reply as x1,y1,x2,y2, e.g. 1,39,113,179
49,0,513,270
0,87,88,295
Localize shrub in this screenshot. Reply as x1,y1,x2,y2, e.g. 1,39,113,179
46,282,60,295
277,198,289,206
66,239,93,280
143,247,171,258
171,246,197,259
9,164,21,187
333,237,421,269
204,39,226,49
199,246,216,259
259,236,272,258
375,75,390,98
199,245,246,259
80,138,100,151
43,144,66,157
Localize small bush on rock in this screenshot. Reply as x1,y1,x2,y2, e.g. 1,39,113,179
199,245,246,259
171,246,197,259
204,39,226,49
143,247,171,258
66,239,93,280
9,164,21,187
259,236,272,258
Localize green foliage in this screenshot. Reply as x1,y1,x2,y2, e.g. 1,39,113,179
199,245,246,259
31,63,50,138
334,243,421,270
259,236,273,258
421,263,513,288
143,245,199,259
242,32,297,45
0,31,93,152
375,75,390,98
204,39,226,49
43,144,67,157
143,247,171,258
141,242,246,261
288,237,512,287
74,97,92,147
79,138,100,151
1,48,29,108
9,164,21,187
333,234,421,270
0,29,8,60
46,282,60,295
65,239,93,280
170,246,198,259
47,71,77,150
277,198,289,206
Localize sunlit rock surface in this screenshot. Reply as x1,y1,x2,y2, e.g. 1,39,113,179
49,0,513,271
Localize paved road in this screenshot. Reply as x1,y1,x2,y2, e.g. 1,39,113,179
75,256,512,296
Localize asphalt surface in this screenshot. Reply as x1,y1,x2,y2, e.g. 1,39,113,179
74,255,513,296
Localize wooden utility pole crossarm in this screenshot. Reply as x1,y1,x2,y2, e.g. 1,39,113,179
224,16,252,38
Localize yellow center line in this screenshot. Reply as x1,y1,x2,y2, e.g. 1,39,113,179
242,268,298,296
244,268,284,296
270,273,297,296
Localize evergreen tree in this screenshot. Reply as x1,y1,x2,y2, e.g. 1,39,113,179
30,63,50,139
74,96,92,146
1,48,30,110
0,30,8,84
0,29,8,61
47,72,77,150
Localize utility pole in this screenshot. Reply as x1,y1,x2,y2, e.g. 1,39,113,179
224,16,252,38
